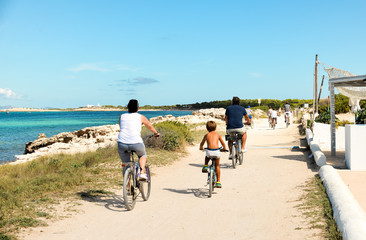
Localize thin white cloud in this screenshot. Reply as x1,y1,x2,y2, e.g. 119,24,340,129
67,63,109,72
249,72,263,78
115,64,140,72
118,77,159,86
0,88,21,99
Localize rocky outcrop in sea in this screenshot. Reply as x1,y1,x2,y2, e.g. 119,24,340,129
12,125,120,165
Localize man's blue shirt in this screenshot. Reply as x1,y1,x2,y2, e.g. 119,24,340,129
225,105,247,129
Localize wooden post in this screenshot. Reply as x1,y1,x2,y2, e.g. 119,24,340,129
330,82,336,156
314,54,318,115
317,75,325,108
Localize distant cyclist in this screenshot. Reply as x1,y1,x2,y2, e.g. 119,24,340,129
225,97,251,155
267,106,273,125
283,102,292,125
270,108,278,128
246,106,253,125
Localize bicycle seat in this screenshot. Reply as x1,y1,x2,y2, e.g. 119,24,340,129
124,150,137,154
225,134,242,141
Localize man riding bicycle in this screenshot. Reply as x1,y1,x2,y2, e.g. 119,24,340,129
225,97,251,156
283,102,292,125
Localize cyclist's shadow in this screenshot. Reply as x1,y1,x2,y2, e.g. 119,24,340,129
163,188,213,198
77,191,133,212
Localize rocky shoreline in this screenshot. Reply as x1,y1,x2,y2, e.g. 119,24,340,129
9,108,231,165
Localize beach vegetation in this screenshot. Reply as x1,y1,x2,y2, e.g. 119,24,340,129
101,105,118,109
0,124,190,238
297,175,342,239
143,121,193,151
356,108,366,124
315,112,353,128
318,93,350,114
334,94,350,114
315,112,340,125
179,98,313,110
360,100,366,109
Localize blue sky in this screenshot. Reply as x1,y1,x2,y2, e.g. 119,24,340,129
1,0,366,108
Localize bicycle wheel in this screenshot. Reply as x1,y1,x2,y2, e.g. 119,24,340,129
237,140,243,165
140,164,151,201
123,167,136,211
208,169,213,198
232,143,238,169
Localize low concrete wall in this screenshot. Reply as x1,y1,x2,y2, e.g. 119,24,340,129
306,128,326,167
306,128,313,145
319,165,366,240
313,122,345,150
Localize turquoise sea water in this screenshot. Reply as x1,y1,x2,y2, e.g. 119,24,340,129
0,111,192,163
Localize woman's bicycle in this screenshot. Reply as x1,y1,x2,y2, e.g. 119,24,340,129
122,135,155,211
271,118,277,130
285,113,290,128
203,148,228,198
225,133,243,168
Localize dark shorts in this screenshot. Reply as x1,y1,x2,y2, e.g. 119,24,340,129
117,142,146,164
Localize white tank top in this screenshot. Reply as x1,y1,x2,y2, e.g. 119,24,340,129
271,110,278,118
117,113,143,144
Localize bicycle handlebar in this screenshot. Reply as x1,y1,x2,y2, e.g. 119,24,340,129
143,133,159,141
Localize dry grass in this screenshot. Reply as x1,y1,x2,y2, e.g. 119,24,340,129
296,175,342,239
0,142,186,239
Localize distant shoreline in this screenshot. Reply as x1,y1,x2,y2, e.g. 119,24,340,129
0,107,188,112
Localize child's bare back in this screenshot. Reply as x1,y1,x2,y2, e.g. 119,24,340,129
199,121,227,151
205,131,224,149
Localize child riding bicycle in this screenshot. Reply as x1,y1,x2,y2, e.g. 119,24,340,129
199,121,227,188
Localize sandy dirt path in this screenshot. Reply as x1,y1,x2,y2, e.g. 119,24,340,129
21,116,321,240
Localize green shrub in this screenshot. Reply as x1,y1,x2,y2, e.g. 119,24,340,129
356,108,366,124
318,94,350,114
315,112,331,124
318,105,328,114
315,112,339,124
335,93,350,114
337,120,353,127
143,121,193,151
307,119,313,128
360,100,366,109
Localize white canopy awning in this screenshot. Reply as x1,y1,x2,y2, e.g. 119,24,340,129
329,75,366,156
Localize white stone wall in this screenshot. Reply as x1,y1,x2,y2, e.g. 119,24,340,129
312,122,345,150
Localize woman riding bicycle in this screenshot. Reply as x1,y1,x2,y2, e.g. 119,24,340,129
270,108,278,128
117,99,159,180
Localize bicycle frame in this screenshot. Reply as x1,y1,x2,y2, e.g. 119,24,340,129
207,157,217,197
225,133,243,168
122,151,151,211
207,159,217,183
